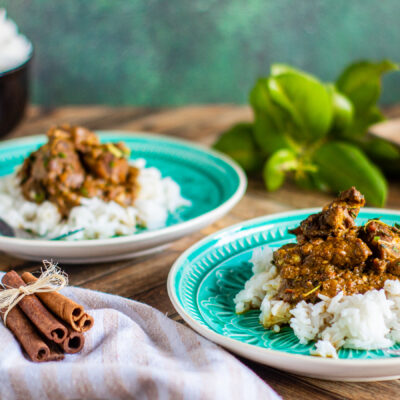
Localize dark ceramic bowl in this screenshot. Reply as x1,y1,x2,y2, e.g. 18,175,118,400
0,53,32,137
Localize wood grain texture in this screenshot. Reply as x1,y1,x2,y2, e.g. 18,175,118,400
2,104,400,399
371,117,400,146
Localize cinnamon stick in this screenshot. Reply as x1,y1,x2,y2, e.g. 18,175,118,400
1,305,64,362
45,339,65,361
77,313,94,332
21,272,87,331
61,325,85,354
2,271,68,343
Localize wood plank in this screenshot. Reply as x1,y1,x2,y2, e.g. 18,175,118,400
79,214,242,296
116,104,252,144
0,254,32,271
6,106,163,139
132,282,174,315
382,104,400,119
386,181,400,209
240,362,342,400
371,118,400,146
116,104,242,132
80,247,183,297
229,193,293,220
61,259,142,287
298,377,400,400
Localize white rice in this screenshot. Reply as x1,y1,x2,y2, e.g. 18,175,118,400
234,245,400,358
234,246,292,328
0,9,32,72
0,158,190,240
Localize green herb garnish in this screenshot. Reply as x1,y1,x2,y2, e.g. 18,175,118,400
213,60,399,206
106,143,123,158
58,152,66,158
109,160,115,168
80,187,89,196
374,236,381,242
33,192,45,202
303,284,321,298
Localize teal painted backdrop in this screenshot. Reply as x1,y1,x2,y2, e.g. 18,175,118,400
2,1,400,106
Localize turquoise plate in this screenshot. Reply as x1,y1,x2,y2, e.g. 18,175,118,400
168,208,400,381
0,132,246,263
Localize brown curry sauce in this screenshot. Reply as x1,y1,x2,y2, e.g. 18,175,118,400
18,125,140,217
273,187,400,304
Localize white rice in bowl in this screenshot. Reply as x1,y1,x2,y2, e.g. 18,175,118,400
0,9,32,72
0,158,190,240
234,245,400,358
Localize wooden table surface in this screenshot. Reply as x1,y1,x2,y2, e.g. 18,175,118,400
3,104,400,400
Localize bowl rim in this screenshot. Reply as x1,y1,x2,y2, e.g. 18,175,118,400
0,46,33,78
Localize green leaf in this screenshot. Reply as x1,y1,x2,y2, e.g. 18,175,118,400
270,64,315,80
294,172,315,190
263,149,297,191
358,135,400,175
294,171,327,191
249,78,292,154
343,106,385,139
360,135,400,161
336,59,398,115
271,64,299,76
312,141,387,206
267,72,333,143
335,59,394,140
330,87,354,133
213,123,264,171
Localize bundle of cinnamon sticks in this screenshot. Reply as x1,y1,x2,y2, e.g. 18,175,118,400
1,270,94,362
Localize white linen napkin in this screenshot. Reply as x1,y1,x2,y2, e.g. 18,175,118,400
0,280,281,400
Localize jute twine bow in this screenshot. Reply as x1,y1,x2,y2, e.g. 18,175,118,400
0,260,68,325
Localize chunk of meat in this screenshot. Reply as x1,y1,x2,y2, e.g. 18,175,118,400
47,125,100,152
80,166,140,207
289,187,365,242
82,144,129,184
19,133,85,215
361,220,400,274
18,125,140,217
274,231,372,303
302,233,371,270
71,126,100,152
